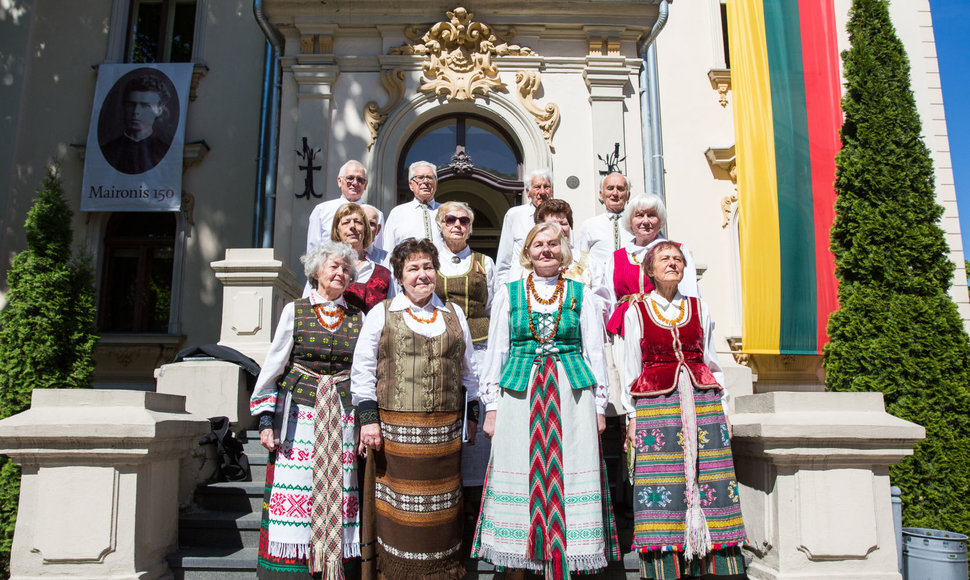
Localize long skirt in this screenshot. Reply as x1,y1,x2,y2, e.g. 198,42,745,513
472,359,619,577
373,409,465,580
632,381,746,580
257,397,360,579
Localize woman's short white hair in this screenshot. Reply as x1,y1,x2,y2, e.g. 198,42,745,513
435,201,475,236
523,168,553,195
518,222,573,272
622,193,668,233
301,241,358,288
408,160,438,181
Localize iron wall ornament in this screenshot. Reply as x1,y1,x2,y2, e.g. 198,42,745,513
296,137,322,199
598,142,626,175
449,150,474,175
389,7,535,102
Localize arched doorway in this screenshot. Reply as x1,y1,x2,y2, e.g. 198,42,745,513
397,114,523,257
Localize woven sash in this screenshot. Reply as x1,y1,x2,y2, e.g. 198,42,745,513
526,356,568,580
678,371,712,562
301,363,349,580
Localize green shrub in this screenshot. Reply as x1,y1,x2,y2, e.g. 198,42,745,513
825,0,970,536
0,167,97,575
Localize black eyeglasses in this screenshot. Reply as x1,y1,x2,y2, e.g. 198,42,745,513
410,175,436,183
443,214,471,226
342,175,367,184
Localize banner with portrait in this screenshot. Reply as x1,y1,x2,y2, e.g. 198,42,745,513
81,63,193,212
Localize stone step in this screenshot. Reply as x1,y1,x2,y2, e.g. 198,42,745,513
195,480,264,513
178,510,261,550
168,546,257,580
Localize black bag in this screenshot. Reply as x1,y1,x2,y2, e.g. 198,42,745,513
199,416,251,482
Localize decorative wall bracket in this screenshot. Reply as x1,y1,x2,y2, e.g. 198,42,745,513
708,68,732,108
704,145,738,228
364,68,406,150
389,7,535,102
515,70,560,152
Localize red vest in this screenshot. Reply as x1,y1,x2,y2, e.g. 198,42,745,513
630,296,720,397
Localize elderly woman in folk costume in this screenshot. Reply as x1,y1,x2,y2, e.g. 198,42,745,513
473,222,619,580
622,241,746,580
432,201,497,507
251,241,364,579
351,237,480,580
329,202,391,312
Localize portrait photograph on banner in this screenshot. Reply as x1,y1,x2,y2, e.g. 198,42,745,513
81,63,193,212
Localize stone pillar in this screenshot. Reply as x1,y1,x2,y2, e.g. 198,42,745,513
584,47,633,196
732,392,925,580
155,359,254,430
0,389,209,580
211,247,301,366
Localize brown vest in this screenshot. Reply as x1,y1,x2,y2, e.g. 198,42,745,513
375,301,465,412
434,252,489,343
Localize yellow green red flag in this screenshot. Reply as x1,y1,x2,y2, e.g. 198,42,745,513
727,0,842,355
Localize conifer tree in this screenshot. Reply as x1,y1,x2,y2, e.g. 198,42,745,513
0,167,97,574
825,0,970,535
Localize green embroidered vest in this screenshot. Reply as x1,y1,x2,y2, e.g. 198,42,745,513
499,278,597,392
375,301,465,412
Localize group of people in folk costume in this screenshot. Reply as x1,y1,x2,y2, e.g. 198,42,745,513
250,159,748,580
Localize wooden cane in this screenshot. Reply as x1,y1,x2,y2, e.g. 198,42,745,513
360,449,377,580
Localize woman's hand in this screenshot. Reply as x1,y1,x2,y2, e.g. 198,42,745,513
466,420,478,445
624,417,636,452
725,415,733,438
597,413,606,435
360,423,383,454
260,428,280,452
483,410,497,438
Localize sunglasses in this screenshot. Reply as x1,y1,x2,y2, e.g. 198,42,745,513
443,214,471,226
342,175,367,184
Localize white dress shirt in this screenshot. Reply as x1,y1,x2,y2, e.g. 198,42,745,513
437,245,498,316
350,292,479,405
620,291,726,417
306,196,385,254
607,237,700,298
494,203,537,284
251,291,358,417
382,198,442,251
576,211,635,268
480,274,610,414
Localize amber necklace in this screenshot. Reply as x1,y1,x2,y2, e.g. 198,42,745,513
526,273,565,343
405,306,439,324
313,303,345,330
650,296,686,326
527,271,565,305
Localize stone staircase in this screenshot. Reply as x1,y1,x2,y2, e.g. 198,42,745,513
168,426,641,579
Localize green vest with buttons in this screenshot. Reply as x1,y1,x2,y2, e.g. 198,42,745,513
499,278,597,392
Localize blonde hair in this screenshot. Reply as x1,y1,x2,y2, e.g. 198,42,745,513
518,222,572,272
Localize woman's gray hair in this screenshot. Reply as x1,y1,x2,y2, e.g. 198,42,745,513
523,168,553,196
408,160,438,181
622,193,668,233
435,201,475,236
301,241,359,288
518,222,573,272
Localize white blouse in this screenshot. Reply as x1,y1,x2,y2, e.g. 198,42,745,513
250,291,359,417
480,274,610,414
620,291,726,417
437,244,498,315
350,292,479,405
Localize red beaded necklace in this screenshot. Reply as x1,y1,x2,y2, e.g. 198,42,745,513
525,273,565,343
312,303,345,330
405,307,439,324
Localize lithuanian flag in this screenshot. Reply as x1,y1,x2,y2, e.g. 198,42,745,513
726,0,842,355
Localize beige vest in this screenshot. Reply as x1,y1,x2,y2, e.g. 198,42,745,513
376,301,465,412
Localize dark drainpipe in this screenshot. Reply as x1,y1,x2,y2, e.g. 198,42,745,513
253,0,283,248
639,0,670,205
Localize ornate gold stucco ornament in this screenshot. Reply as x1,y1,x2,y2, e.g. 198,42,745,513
515,71,560,152
389,7,535,101
364,68,407,151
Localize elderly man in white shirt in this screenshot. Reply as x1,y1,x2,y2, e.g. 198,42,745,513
362,203,388,266
494,168,554,284
306,160,384,254
381,160,441,251
576,172,635,267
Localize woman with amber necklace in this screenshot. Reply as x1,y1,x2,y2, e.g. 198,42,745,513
622,241,746,580
472,222,619,580
351,237,479,580
251,241,363,579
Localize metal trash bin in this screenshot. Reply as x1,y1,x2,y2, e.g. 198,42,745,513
902,528,968,580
